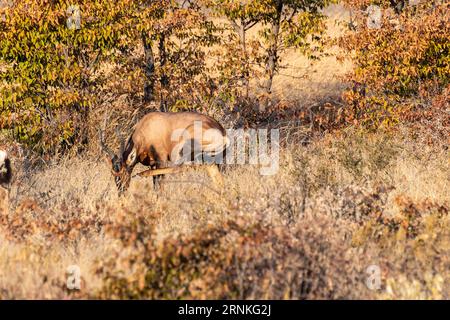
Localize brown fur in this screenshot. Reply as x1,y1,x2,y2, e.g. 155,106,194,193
102,112,228,194
0,151,11,215
129,112,226,166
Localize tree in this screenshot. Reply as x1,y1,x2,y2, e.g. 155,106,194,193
108,0,220,112
339,0,449,128
211,0,334,112
0,0,137,152
0,0,219,152
210,0,262,98
258,0,334,111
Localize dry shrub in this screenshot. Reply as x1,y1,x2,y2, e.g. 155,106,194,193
229,99,346,135
0,126,448,299
400,84,449,146
339,1,449,129
93,210,368,300
0,198,103,243
0,186,8,215
352,196,449,299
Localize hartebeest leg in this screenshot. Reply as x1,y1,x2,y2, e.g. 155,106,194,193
153,174,164,190
150,163,166,191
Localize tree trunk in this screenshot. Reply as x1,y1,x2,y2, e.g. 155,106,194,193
238,22,249,98
159,34,169,112
142,32,155,103
260,0,283,113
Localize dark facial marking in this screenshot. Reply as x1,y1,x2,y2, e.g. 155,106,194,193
111,155,122,173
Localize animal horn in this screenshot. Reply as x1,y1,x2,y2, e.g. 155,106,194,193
115,127,125,159
99,129,115,158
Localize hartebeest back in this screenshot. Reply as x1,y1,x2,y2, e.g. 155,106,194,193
100,112,229,194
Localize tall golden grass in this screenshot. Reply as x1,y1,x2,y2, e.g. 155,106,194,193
0,4,448,300
0,128,448,299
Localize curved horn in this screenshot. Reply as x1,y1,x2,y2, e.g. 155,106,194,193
115,128,126,159
99,129,115,158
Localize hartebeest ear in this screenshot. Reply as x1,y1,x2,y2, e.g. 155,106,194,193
126,148,137,166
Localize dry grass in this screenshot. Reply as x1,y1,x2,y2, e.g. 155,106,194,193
0,4,448,300
0,127,448,299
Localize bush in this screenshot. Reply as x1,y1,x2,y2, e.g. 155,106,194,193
0,1,134,152
0,1,220,153
93,211,368,299
339,1,449,128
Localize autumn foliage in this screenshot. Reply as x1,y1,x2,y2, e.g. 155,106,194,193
0,0,335,152
0,1,448,300
339,1,449,128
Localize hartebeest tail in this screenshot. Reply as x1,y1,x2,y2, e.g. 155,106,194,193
100,112,229,194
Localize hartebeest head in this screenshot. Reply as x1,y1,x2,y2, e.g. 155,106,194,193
99,128,133,195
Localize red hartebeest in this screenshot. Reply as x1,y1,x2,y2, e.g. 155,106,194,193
100,112,229,194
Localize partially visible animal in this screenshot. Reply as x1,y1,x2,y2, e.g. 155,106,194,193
0,150,12,185
0,150,12,214
100,112,229,195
